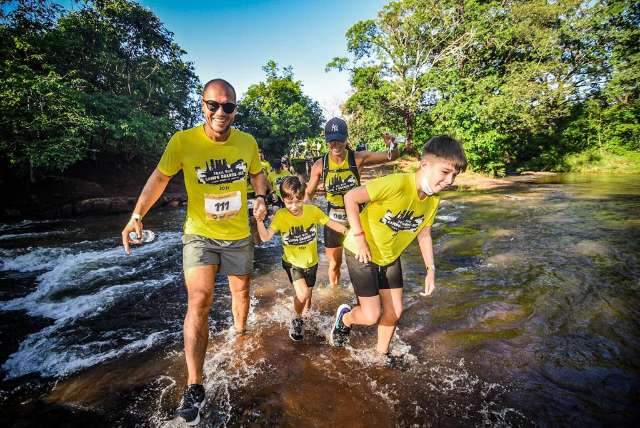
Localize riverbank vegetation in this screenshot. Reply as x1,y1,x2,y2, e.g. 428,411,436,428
0,0,638,217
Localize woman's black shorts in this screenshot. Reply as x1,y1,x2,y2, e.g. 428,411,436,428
345,250,403,297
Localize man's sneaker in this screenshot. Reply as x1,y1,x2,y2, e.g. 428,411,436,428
330,304,352,346
176,384,205,426
289,317,304,341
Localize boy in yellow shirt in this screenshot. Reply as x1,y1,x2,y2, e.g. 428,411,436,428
257,176,347,341
331,135,467,357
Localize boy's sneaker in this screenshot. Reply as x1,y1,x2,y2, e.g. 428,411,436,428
176,384,205,426
289,317,304,341
330,304,352,347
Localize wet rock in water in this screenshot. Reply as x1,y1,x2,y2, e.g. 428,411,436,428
467,302,524,326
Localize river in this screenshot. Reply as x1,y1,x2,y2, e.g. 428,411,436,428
0,174,638,426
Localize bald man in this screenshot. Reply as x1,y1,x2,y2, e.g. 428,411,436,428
120,79,267,425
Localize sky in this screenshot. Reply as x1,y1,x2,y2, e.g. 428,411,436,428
65,0,387,118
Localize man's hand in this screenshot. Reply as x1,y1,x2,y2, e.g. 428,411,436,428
382,132,395,148
121,217,143,255
253,197,267,221
355,235,372,264
420,270,436,296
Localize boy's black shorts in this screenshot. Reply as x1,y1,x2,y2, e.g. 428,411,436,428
282,259,318,287
345,250,403,297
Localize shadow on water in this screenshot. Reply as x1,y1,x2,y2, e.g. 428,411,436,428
1,173,639,426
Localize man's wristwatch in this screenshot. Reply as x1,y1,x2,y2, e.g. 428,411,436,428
131,213,142,222
254,195,267,202
426,264,436,272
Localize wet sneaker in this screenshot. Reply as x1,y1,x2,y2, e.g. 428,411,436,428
289,317,304,341
176,384,205,426
330,303,352,347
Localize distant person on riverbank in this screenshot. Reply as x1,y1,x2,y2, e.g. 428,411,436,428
120,78,268,426
304,117,410,288
267,159,294,207
256,176,347,341
330,136,467,359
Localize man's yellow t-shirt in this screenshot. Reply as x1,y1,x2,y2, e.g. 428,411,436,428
343,173,440,266
269,204,329,268
157,125,262,240
268,170,294,197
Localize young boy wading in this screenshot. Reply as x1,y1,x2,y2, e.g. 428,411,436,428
305,117,408,288
330,136,467,356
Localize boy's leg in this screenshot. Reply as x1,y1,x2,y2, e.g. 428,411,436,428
292,278,311,316
184,265,218,385
376,288,403,354
228,274,250,333
342,250,382,327
342,295,381,327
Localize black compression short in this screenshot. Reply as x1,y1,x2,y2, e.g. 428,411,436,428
282,259,318,287
345,250,403,297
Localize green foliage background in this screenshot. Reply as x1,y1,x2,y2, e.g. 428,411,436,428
329,0,639,175
1,0,637,186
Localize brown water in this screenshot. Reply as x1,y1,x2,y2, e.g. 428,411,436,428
0,174,638,426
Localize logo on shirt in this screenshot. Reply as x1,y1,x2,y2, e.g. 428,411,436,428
380,209,424,233
283,224,316,246
195,159,247,185
326,174,357,195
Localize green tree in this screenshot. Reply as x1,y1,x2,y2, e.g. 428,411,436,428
235,60,324,159
328,0,473,147
0,0,200,181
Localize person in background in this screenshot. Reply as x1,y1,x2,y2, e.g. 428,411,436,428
267,159,294,207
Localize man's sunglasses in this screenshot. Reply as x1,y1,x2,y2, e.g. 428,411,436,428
203,100,236,114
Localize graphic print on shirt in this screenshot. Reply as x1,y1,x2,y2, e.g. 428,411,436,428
195,159,247,185
326,174,358,195
380,209,424,233
282,224,316,246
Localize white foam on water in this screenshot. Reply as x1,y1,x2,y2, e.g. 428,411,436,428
0,232,181,315
1,232,183,379
436,214,459,223
3,324,179,379
0,229,85,242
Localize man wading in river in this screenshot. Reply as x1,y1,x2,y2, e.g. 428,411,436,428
120,79,267,426
304,117,410,288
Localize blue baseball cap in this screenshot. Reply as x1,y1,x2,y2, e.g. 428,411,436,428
324,117,348,142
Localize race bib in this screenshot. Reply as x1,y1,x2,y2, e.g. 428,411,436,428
204,191,242,220
329,207,348,223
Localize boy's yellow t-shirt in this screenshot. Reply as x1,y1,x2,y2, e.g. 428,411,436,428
157,125,262,240
269,204,329,268
343,173,440,266
268,170,294,197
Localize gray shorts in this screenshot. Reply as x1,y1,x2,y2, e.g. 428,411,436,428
182,234,254,276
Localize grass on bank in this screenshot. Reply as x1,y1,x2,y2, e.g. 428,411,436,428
563,147,640,174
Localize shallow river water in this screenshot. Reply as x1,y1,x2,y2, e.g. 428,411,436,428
0,174,638,427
